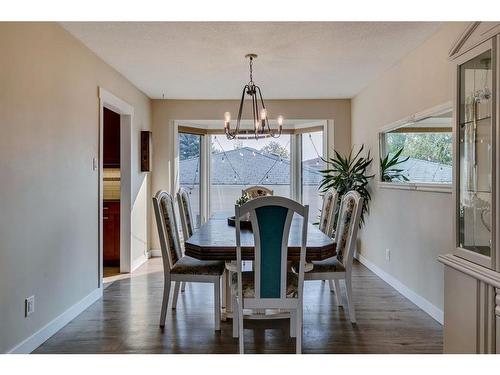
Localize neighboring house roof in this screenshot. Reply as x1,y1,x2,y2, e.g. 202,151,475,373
180,146,323,186
180,147,452,186
398,157,452,183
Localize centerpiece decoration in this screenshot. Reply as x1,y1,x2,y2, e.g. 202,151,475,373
228,193,253,229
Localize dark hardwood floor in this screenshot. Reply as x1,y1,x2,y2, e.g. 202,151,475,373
34,259,442,354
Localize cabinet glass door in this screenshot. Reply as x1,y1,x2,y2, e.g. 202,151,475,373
458,49,493,259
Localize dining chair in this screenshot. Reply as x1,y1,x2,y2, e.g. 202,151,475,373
232,196,309,354
242,185,273,199
318,187,338,238
177,187,195,292
295,190,363,323
317,187,338,292
152,190,225,330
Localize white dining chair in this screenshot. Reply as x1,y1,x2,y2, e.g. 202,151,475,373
318,187,338,238
317,188,339,292
152,190,225,330
295,190,363,323
232,196,309,354
177,187,195,292
241,185,273,199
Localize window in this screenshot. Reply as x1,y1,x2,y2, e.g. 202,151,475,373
379,109,453,185
210,135,291,215
301,131,325,223
175,121,327,222
178,132,202,228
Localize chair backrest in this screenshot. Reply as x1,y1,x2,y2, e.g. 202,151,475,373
177,187,195,240
318,187,338,237
334,191,363,271
235,196,309,304
152,190,183,274
242,186,274,199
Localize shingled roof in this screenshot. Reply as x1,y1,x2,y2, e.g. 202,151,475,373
179,147,452,186
180,146,323,186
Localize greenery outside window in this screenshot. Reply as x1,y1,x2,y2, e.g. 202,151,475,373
379,106,453,189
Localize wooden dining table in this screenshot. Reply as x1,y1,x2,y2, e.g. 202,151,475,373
184,212,336,261
184,212,336,319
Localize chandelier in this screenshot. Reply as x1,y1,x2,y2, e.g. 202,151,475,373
224,54,283,139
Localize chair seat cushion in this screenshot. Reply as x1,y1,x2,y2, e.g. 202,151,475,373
171,256,225,276
231,271,298,298
292,257,345,274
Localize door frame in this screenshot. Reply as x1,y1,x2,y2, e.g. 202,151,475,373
98,87,134,286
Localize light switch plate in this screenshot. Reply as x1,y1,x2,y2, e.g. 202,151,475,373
25,296,35,317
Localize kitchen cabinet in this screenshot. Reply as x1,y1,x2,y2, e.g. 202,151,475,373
103,200,120,266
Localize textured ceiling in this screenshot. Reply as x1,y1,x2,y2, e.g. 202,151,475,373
61,22,442,99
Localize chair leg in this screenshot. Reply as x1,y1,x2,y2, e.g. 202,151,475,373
296,306,302,354
238,299,244,354
328,280,335,292
290,310,297,338
172,281,181,309
160,277,171,328
333,279,342,308
181,282,186,292
345,276,356,323
232,293,239,338
214,279,221,331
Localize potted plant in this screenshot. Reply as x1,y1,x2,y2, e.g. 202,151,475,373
319,145,374,226
380,147,409,182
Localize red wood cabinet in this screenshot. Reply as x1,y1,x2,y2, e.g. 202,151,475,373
103,107,120,168
103,200,120,266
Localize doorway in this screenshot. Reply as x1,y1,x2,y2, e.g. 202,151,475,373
98,87,134,287
102,107,121,279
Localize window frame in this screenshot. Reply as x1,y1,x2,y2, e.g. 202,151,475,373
378,102,454,194
173,120,328,222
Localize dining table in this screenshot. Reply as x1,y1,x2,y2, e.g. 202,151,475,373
184,211,336,319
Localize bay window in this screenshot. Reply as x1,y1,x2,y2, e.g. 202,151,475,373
176,121,328,224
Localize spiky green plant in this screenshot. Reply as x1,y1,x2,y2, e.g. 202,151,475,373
319,145,374,226
380,148,410,182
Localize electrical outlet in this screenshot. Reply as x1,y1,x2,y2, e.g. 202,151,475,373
385,249,391,261
25,296,35,317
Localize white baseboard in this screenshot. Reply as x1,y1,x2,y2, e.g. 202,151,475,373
130,253,149,272
149,249,161,257
8,288,103,354
355,252,443,325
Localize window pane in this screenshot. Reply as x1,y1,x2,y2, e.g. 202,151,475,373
458,50,492,257
178,133,201,228
210,135,291,215
383,130,452,184
301,131,325,223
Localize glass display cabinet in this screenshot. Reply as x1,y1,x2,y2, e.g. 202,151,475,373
438,22,500,354
455,42,495,268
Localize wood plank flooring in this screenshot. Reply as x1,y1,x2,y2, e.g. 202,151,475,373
34,258,442,354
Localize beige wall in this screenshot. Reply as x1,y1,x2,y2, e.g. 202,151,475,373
351,22,467,313
151,99,351,249
0,22,152,352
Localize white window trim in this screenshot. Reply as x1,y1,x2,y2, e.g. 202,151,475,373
378,102,453,192
173,120,328,219
378,181,452,194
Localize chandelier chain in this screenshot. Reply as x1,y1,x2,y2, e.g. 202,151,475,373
249,57,253,84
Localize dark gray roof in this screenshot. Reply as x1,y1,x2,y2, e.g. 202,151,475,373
180,147,323,186
399,157,452,183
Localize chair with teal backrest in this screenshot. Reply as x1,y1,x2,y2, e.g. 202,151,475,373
232,196,309,354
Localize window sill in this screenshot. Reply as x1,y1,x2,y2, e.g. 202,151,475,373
378,181,452,194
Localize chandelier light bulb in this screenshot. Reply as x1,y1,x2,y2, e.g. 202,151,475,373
260,108,267,120
277,115,284,127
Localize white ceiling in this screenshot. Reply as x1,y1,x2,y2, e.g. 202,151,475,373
61,22,442,99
